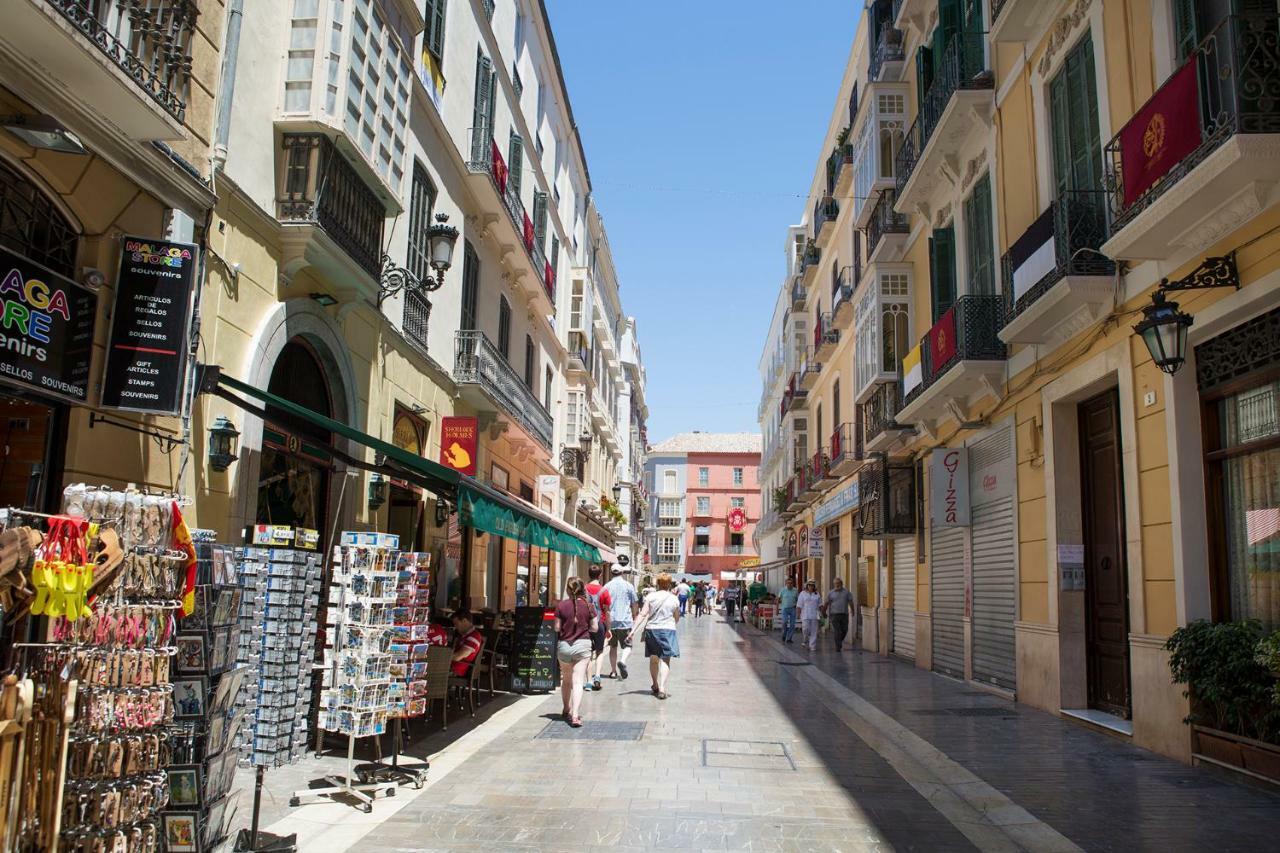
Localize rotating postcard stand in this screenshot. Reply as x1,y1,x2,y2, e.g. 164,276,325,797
293,537,400,812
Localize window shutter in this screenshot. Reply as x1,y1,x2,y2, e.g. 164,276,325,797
524,335,535,389
964,174,994,296
915,46,932,107
1173,0,1198,62
533,191,548,249
508,133,523,198
428,0,446,60
473,53,492,134
929,228,956,322
498,297,511,359
460,241,479,331
550,235,559,272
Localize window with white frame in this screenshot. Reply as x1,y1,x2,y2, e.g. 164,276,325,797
696,496,711,515
698,467,709,487
658,499,680,526
733,467,744,485
662,468,677,493
658,536,679,557
564,390,583,446
339,0,410,189
731,496,745,509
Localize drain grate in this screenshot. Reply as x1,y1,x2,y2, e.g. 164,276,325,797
702,739,796,771
536,721,646,741
913,707,1018,718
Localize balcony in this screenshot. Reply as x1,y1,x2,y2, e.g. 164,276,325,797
858,458,916,540
800,242,822,287
895,32,994,213
656,516,681,530
466,128,556,312
862,382,911,452
869,23,905,82
781,374,808,415
813,196,840,249
854,269,912,402
866,190,910,263
1101,13,1280,260
991,0,1060,45
1000,189,1115,347
3,0,197,140
897,295,1007,432
277,134,385,291
893,0,930,33
829,422,864,477
567,330,591,374
560,447,584,483
814,312,839,361
402,289,431,356
831,266,856,331
785,470,808,511
834,143,855,200
789,276,807,312
799,350,823,391
454,330,554,452
851,86,907,226
808,448,837,491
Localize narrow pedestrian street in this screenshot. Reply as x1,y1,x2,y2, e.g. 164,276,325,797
342,614,1280,853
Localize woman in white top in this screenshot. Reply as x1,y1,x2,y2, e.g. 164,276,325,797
627,572,681,699
797,580,823,652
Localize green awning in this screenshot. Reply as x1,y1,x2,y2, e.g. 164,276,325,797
214,371,460,494
457,482,602,562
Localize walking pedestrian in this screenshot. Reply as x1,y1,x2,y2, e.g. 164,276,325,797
693,582,706,617
823,577,856,651
584,565,612,691
676,578,691,615
798,580,822,651
554,577,598,727
722,583,739,622
627,572,681,700
705,584,716,610
778,576,799,643
603,565,639,679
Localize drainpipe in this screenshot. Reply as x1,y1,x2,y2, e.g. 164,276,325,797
212,0,244,170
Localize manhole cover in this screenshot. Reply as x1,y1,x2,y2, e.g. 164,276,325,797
536,721,646,741
702,739,796,771
914,708,1017,718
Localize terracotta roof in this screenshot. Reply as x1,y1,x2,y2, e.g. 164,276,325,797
648,432,762,454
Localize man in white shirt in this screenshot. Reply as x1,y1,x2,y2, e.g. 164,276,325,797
675,579,691,615
603,566,640,679
796,580,822,651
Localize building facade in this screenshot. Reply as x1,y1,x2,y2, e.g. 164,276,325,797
645,433,762,586
759,0,1280,767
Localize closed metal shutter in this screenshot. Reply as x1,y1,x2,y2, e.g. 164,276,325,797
969,426,1017,691
931,525,966,679
892,539,916,660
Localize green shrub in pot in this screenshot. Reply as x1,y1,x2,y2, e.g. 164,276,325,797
1165,619,1280,744
1256,629,1280,706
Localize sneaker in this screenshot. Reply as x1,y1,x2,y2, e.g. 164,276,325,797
591,679,602,692
619,662,629,680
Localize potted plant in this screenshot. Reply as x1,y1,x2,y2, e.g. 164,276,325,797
1166,619,1280,781
772,486,788,509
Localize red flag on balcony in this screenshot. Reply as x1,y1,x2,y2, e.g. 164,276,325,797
1119,60,1200,208
490,139,507,193
523,212,535,251
929,306,958,368
544,260,554,295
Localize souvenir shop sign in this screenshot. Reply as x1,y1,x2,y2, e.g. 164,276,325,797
439,416,478,475
929,448,970,527
0,247,96,405
101,236,197,414
509,606,558,693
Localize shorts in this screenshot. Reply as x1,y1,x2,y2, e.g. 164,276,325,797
608,627,632,648
590,626,607,654
643,628,680,660
556,639,592,664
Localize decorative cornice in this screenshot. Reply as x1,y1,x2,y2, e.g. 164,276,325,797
1038,0,1094,77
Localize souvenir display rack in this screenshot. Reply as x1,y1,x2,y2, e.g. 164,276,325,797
296,533,400,812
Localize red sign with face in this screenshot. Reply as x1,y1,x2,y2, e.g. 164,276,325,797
439,416,478,476
728,507,747,532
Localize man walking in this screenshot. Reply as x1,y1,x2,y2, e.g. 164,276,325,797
822,576,856,651
676,578,691,615
603,565,639,679
584,565,613,691
797,580,821,651
777,576,799,643
722,583,739,622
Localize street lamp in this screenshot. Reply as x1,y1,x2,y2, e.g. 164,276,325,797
207,416,240,472
612,482,622,503
427,213,460,285
1133,254,1239,376
368,473,388,510
377,213,460,306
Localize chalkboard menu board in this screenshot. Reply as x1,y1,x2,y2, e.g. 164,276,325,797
509,606,558,693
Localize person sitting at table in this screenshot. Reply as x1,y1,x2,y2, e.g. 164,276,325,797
450,609,485,677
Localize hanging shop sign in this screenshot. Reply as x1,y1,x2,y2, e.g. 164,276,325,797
738,557,760,569
929,448,970,527
727,507,747,532
0,247,96,405
813,481,860,527
808,526,825,558
100,236,198,414
439,416,479,475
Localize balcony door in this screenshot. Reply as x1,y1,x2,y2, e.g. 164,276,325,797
963,173,995,296
928,227,957,322
1050,37,1103,195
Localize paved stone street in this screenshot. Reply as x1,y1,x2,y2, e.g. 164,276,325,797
336,612,1280,852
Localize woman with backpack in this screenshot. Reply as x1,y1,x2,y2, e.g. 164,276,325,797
693,582,707,617
627,572,682,700
555,576,599,727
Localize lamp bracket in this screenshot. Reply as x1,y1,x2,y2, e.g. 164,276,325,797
376,253,444,307
88,413,185,454
1158,252,1239,296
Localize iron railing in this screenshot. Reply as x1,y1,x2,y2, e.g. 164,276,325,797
833,266,855,312
866,189,909,256
863,382,905,444
402,289,431,354
278,134,384,279
1001,189,1114,326
568,330,591,368
869,22,905,82
800,242,821,275
858,458,916,539
902,294,1007,407
829,422,863,469
813,196,840,238
454,330,554,450
560,447,584,482
790,276,807,309
991,0,1011,21
808,448,833,485
814,312,838,350
1105,13,1280,233
46,0,197,123
895,31,992,196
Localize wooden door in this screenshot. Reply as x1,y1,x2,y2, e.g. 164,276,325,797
1079,390,1132,717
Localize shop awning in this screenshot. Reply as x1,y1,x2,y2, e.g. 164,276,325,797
457,479,606,562
205,367,460,495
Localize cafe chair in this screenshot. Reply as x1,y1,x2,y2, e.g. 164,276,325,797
447,636,486,718
424,645,453,730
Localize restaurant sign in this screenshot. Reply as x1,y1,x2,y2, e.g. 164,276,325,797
0,247,96,405
101,237,197,414
439,416,478,475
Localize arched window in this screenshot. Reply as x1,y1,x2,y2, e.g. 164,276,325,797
0,159,78,275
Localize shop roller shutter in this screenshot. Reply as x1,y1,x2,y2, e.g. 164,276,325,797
892,539,916,660
970,496,1016,690
930,524,966,679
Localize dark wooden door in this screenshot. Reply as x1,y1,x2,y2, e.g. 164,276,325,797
1079,390,1132,717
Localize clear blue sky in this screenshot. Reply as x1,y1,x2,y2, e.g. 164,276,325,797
545,0,859,443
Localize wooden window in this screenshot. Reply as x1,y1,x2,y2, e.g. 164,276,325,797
928,227,956,322
424,0,446,63
406,161,436,283
498,296,511,359
1049,36,1102,194
460,241,479,331
524,334,535,389
963,173,995,296
508,132,523,198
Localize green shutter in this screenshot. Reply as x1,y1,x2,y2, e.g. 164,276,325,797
1049,37,1103,194
427,0,446,60
1173,0,1198,62
508,133,523,198
533,191,548,250
929,227,956,322
473,52,492,133
964,174,994,296
460,241,479,331
916,45,932,108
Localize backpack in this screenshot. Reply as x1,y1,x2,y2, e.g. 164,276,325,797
586,583,604,620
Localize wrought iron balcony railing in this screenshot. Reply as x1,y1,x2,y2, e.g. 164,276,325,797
560,447,584,482
1001,189,1114,326
790,276,807,309
866,189,909,255
869,23,905,82
402,289,431,355
813,196,840,237
832,265,855,311
814,312,838,350
991,0,1010,21
277,134,384,279
800,243,821,273
858,458,916,539
46,0,198,123
863,381,905,444
895,31,992,196
902,294,1007,407
454,330,554,450
1104,13,1280,233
